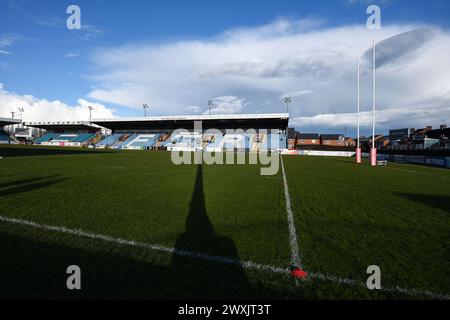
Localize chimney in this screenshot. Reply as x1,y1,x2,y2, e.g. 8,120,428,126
441,124,447,130
426,126,432,131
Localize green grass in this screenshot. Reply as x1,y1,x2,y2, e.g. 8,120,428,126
0,145,449,299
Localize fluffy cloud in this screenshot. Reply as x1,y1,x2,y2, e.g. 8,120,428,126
280,90,314,99
0,84,115,122
291,103,450,134
65,51,80,58
85,18,450,133
205,96,246,115
187,105,202,113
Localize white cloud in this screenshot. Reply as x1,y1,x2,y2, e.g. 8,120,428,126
81,18,450,132
280,90,314,99
291,102,450,134
79,24,104,40
0,84,115,122
204,96,247,115
65,52,80,58
0,34,21,56
34,16,104,41
187,105,202,113
0,35,19,47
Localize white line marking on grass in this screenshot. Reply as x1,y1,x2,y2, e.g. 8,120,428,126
0,214,449,300
386,166,448,178
0,215,287,275
308,272,450,300
101,165,125,169
280,155,302,269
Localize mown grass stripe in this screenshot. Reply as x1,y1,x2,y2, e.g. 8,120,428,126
281,155,302,269
2,215,448,299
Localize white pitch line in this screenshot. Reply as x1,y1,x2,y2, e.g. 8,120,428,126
386,166,448,178
0,214,449,300
280,155,302,269
0,215,287,275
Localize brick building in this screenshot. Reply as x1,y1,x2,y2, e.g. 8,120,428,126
320,134,345,146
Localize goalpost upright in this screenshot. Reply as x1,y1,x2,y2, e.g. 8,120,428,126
356,57,362,164
370,40,377,166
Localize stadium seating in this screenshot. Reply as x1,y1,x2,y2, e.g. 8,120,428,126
252,132,268,151
152,133,171,149
51,133,78,141
30,129,287,150
268,132,287,150
165,132,203,151
0,131,11,143
34,133,60,144
223,133,252,151
95,133,124,147
70,133,96,143
125,134,161,149
204,133,225,151
113,134,138,149
34,132,99,145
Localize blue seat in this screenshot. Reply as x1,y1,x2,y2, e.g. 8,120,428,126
71,133,95,143
96,133,123,147
127,134,161,148
0,134,11,142
34,133,60,143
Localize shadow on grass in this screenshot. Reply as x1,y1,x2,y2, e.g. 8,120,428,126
0,176,68,198
0,226,276,299
0,176,59,189
0,145,112,158
170,164,252,298
396,193,450,214
0,165,279,299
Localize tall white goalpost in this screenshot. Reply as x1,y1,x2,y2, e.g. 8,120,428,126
370,40,377,166
356,57,362,163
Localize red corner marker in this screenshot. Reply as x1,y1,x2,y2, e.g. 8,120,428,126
291,268,308,279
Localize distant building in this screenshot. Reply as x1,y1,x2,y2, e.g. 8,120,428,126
320,134,345,146
345,137,356,147
297,133,320,146
375,136,390,149
411,126,433,139
423,125,450,150
287,128,297,149
425,125,449,140
386,125,450,151
389,128,410,141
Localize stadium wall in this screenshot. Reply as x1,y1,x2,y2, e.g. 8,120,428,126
281,150,356,157
377,154,450,169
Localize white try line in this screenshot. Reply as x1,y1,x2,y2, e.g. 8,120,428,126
0,215,287,275
280,155,302,269
386,166,449,178
0,214,449,300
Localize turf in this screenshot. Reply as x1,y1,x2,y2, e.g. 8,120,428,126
0,145,449,299
283,156,450,298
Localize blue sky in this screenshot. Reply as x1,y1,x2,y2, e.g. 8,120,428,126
1,0,450,135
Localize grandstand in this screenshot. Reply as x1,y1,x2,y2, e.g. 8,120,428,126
164,132,203,151
0,117,21,144
25,121,102,147
91,114,289,151
111,133,161,150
